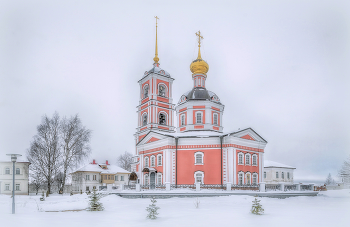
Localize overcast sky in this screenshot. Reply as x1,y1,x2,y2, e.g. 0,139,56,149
1,0,349,182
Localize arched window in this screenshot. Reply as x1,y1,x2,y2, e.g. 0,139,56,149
238,172,244,185
246,172,251,185
245,153,251,165
157,154,162,166
196,112,202,124
143,85,149,98
181,114,185,126
16,168,20,175
252,154,257,165
194,171,204,184
158,84,166,97
194,152,204,164
159,113,166,125
5,168,10,174
252,173,258,185
144,174,149,185
213,113,218,125
151,156,155,167
238,153,243,165
142,114,147,126
144,157,149,167
157,173,162,185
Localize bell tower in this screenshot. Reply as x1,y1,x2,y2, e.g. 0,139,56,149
135,17,176,143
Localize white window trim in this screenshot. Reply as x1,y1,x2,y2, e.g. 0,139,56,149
194,151,204,165
245,153,251,165
158,112,168,125
252,173,258,185
142,113,148,126
276,171,279,179
5,184,10,191
157,154,162,166
143,84,149,99
15,168,20,175
252,154,258,166
282,172,285,179
245,172,251,185
157,173,162,185
238,152,244,165
158,83,168,97
181,114,185,126
264,171,267,179
150,155,156,167
5,167,10,174
213,113,218,125
194,171,204,184
195,111,203,124
287,172,290,179
144,157,149,167
144,174,149,185
238,171,244,185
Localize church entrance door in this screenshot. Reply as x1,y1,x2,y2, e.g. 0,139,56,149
150,172,156,189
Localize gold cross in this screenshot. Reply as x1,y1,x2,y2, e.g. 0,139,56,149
155,16,159,27
195,30,203,47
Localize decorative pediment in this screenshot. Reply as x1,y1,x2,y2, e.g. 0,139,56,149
145,137,160,144
137,131,171,145
240,134,255,141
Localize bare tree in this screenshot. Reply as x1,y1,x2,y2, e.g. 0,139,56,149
325,173,335,185
27,113,61,194
339,156,350,184
30,172,45,195
59,115,91,193
117,151,133,171
27,112,91,194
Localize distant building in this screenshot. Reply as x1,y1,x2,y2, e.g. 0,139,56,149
0,160,30,195
71,160,130,192
263,160,295,184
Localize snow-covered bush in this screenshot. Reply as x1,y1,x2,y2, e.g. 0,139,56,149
40,191,45,201
146,197,160,219
87,188,104,211
251,197,264,215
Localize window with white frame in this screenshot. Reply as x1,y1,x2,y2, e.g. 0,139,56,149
264,172,266,179
238,172,244,185
115,175,119,181
157,173,162,185
246,173,251,185
282,172,284,179
159,113,166,125
15,184,20,191
93,175,96,181
157,154,162,166
276,172,279,178
85,175,90,181
142,114,147,126
194,171,204,184
238,153,243,164
181,114,185,126
252,155,257,165
144,157,149,167
16,168,20,175
5,168,10,174
5,184,10,191
121,176,124,181
151,156,155,167
252,173,258,185
245,154,251,165
158,84,166,97
195,152,203,164
213,113,218,125
144,85,149,98
86,186,89,191
196,112,202,124
144,175,149,185
287,172,290,179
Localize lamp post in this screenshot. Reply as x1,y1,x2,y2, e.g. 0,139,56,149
6,154,22,214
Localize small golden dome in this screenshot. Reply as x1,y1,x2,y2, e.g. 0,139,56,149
190,58,209,75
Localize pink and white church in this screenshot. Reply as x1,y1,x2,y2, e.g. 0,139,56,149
131,29,267,187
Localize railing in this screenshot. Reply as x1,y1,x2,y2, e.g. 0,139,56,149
231,184,259,190
201,184,226,190
284,184,297,191
124,185,136,190
170,184,196,189
265,184,281,191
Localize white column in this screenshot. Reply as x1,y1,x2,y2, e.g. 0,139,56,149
196,183,200,191
228,148,234,184
233,148,237,184
136,184,140,192
188,108,193,125
165,182,170,191
226,182,231,191
259,152,264,183
259,182,266,192
280,182,285,191
296,183,301,191
166,149,171,183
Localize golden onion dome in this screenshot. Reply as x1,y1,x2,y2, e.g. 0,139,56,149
190,30,209,75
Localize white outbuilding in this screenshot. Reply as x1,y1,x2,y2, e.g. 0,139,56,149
263,160,295,184
0,160,30,195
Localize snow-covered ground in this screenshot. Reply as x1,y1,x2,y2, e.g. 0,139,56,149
1,190,349,227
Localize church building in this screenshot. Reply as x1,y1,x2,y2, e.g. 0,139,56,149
131,20,267,187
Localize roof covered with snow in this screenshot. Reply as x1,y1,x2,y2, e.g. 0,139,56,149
264,160,296,169
73,163,130,174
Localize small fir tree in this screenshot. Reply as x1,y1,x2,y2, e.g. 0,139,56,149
146,197,160,219
87,188,104,211
251,197,264,215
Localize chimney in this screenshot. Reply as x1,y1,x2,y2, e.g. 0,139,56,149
106,160,109,165
92,159,96,164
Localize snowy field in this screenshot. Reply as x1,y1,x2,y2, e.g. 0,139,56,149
1,190,349,227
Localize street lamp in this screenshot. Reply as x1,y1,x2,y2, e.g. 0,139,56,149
6,154,22,214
